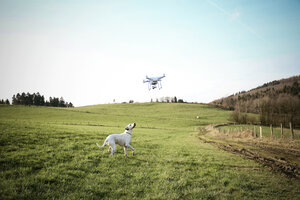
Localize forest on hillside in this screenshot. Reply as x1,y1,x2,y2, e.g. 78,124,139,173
211,76,300,127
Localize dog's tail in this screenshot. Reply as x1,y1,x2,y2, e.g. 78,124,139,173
96,138,108,149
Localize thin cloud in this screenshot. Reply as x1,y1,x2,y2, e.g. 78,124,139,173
206,0,265,41
231,11,240,20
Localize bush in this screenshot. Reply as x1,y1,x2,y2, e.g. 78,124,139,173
229,110,256,124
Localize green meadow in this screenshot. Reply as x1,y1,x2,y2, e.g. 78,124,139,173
0,103,299,199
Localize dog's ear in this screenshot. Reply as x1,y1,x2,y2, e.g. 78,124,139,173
133,123,136,128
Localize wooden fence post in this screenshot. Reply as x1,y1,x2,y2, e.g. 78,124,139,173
253,126,257,137
270,124,273,138
260,126,262,138
281,123,283,138
289,122,294,140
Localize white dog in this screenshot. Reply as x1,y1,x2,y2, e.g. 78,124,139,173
96,123,136,157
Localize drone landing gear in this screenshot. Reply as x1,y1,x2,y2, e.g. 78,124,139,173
158,81,162,90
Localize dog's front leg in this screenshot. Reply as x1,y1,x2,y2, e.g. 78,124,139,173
124,146,128,158
127,144,135,156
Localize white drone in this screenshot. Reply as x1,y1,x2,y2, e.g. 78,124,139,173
143,74,166,90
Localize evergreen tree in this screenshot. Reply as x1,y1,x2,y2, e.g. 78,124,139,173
59,97,66,107
68,102,73,107
12,95,17,105
291,81,299,96
10,92,72,107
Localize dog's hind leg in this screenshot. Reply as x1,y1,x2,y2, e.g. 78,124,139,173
110,144,116,156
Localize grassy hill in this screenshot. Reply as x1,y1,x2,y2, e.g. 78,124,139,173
1,103,299,199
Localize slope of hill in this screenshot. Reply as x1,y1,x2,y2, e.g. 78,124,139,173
210,75,300,126
1,103,300,199
211,75,300,110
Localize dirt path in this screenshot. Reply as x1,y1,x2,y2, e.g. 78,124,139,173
197,125,300,179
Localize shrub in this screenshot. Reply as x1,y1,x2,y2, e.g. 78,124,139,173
229,110,256,124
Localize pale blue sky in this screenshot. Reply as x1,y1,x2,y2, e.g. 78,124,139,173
0,0,299,106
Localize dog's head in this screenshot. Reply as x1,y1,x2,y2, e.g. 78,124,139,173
125,123,136,131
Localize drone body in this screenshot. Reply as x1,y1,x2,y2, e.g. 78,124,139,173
143,74,166,90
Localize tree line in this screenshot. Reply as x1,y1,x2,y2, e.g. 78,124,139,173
225,81,300,127
120,96,185,104
0,99,10,105
255,94,300,127
229,94,300,126
150,96,185,103
8,92,74,107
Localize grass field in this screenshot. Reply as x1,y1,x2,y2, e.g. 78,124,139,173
1,103,300,199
